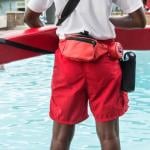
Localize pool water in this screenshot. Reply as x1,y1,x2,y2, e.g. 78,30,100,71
0,51,150,150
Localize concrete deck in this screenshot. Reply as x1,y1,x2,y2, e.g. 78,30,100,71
0,16,7,29
0,24,28,37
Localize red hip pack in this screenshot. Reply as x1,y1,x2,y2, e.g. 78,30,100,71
59,35,123,61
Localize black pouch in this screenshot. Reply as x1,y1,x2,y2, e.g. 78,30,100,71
120,52,136,92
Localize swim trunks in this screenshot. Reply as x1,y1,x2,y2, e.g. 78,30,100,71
49,45,128,124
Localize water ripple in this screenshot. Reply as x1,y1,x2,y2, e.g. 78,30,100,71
0,53,150,150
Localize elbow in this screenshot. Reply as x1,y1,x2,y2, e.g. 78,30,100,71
132,13,147,28
141,19,146,28
137,17,146,28
130,7,147,28
24,16,28,24
24,15,33,26
140,21,146,28
24,15,39,27
24,8,41,27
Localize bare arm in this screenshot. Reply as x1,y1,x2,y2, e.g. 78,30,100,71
110,7,146,28
143,0,147,5
24,8,44,27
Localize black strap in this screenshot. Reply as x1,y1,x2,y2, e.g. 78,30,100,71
56,0,80,26
0,38,53,54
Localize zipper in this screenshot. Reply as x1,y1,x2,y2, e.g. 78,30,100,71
66,36,97,46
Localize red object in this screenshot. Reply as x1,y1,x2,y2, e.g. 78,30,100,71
115,27,150,50
0,26,59,64
50,50,128,124
59,38,121,61
1,25,150,65
146,0,150,8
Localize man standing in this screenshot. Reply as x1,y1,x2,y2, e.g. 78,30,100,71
24,0,146,150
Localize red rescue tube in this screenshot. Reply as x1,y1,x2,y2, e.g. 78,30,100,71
0,26,58,64
0,25,150,65
116,27,150,50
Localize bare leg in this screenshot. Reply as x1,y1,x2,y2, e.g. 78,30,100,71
96,119,121,150
50,121,75,150
115,119,119,138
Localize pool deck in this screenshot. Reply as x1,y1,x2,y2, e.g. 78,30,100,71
0,15,27,36
0,16,7,29
0,24,28,37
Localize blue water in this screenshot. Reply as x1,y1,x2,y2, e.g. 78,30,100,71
0,52,150,150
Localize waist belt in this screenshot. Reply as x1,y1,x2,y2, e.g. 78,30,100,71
59,34,123,62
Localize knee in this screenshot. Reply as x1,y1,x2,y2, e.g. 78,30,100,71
96,120,120,149
96,126,119,145
103,128,117,137
51,127,74,149
101,134,119,142
51,135,72,150
100,132,120,149
52,134,71,144
100,130,119,141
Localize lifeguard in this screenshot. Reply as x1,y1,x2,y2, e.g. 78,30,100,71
24,0,146,150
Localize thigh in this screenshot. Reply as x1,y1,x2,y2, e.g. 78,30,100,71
86,55,128,122
50,50,89,124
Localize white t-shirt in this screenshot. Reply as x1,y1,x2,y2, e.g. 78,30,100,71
27,0,143,39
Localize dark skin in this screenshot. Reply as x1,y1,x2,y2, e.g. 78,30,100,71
24,9,43,27
24,6,146,150
143,0,147,5
110,8,146,28
24,7,146,28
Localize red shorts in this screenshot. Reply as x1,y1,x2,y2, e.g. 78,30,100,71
49,49,128,124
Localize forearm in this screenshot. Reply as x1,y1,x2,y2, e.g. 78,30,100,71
24,18,44,28
24,8,44,28
110,15,141,28
110,8,146,29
